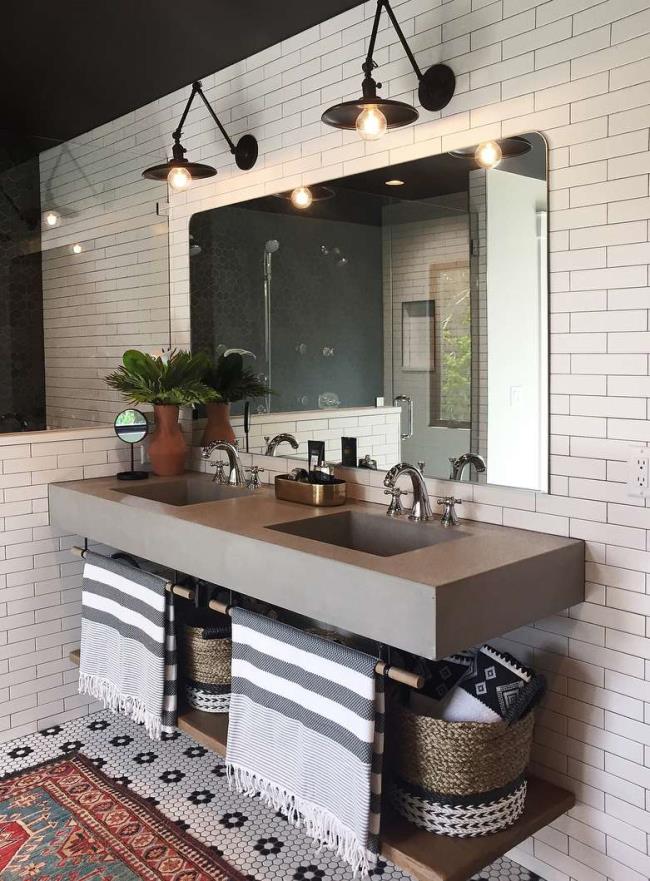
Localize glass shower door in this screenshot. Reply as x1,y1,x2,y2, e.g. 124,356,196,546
385,199,472,477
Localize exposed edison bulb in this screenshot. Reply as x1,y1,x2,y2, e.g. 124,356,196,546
43,210,60,228
474,140,502,169
168,166,192,191
71,243,83,255
291,186,313,209
356,104,387,141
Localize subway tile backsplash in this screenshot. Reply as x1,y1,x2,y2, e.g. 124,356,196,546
191,406,402,470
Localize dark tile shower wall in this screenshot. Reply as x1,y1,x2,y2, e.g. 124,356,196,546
0,155,44,431
190,205,383,415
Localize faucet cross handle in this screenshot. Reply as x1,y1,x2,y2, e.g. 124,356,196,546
384,486,406,517
437,496,462,527
210,460,228,484
245,465,265,490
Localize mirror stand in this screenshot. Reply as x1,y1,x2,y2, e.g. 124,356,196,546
114,408,150,481
116,443,149,481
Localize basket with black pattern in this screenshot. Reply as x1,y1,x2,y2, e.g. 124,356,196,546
388,698,535,837
182,614,231,713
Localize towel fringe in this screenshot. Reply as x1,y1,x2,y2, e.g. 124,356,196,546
79,673,162,741
227,762,375,877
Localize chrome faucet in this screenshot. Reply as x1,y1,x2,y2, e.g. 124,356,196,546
384,462,434,521
264,433,299,456
449,452,486,481
202,441,247,486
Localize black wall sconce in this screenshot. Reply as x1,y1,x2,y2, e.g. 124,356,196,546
142,80,258,191
322,0,455,141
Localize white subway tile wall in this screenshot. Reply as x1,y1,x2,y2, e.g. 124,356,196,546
6,1,647,878
193,406,402,469
0,428,127,743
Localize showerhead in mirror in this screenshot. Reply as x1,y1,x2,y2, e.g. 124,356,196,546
265,239,280,253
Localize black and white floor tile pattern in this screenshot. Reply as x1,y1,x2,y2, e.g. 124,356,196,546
0,711,544,881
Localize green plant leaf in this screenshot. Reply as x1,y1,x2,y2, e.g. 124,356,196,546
105,349,219,407
201,351,271,403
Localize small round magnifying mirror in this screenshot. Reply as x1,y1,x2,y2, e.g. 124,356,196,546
114,408,149,481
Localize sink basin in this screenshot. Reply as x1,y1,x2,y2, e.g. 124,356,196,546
114,475,251,507
268,510,465,557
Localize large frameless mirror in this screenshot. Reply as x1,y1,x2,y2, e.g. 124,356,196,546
0,136,170,435
190,132,548,492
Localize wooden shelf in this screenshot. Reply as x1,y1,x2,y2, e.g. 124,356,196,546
67,649,573,881
158,707,575,881
177,707,228,757
380,778,574,881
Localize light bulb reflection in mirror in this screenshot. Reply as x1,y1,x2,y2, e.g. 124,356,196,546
168,166,192,191
43,210,60,228
291,186,313,209
356,105,387,141
474,141,502,169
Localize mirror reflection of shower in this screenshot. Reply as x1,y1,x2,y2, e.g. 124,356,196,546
263,239,280,413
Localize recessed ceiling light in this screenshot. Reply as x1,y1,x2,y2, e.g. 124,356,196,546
71,243,83,254
385,179,405,186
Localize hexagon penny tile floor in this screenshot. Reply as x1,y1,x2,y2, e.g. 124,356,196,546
0,710,544,881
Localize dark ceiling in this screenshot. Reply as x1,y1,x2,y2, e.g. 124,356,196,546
0,0,364,159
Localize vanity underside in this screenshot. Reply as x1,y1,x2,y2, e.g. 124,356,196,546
69,648,573,881
55,473,583,881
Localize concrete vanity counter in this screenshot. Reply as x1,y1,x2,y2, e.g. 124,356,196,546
50,473,583,659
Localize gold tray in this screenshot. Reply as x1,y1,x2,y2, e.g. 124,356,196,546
274,475,347,507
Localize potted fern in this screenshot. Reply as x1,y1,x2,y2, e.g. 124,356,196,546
105,349,218,476
201,350,271,445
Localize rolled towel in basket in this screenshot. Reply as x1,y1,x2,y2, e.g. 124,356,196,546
411,645,545,724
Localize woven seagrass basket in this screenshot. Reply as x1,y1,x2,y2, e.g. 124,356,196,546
182,618,231,713
389,699,535,837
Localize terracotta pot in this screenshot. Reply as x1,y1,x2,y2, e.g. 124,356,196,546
201,402,236,445
148,404,187,476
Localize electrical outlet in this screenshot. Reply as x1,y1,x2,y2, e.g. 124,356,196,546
628,446,650,497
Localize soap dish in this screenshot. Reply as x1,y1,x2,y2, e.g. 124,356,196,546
275,475,346,507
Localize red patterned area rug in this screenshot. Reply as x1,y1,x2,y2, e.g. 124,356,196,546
0,753,248,880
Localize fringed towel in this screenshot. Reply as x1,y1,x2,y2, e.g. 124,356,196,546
78,550,177,740
226,608,384,877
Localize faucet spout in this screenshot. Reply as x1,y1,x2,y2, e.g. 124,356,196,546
449,452,486,481
384,462,434,521
202,441,247,486
264,433,299,456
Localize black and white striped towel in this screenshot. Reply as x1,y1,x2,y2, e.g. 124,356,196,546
78,551,177,740
226,608,384,877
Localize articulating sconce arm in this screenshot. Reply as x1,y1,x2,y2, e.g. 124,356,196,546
172,81,236,156
362,0,455,113
365,0,424,82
